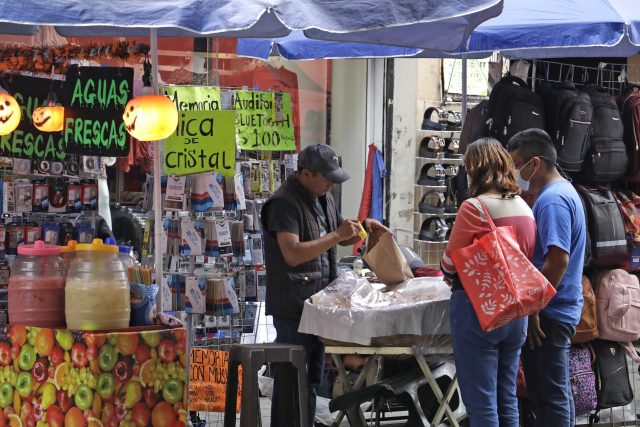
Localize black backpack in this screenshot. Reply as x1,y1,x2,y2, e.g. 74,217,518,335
486,75,545,146
540,84,593,172
581,88,628,183
589,340,633,424
576,185,628,267
617,92,640,181
459,100,488,153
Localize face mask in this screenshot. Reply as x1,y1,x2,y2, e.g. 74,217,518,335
515,158,536,192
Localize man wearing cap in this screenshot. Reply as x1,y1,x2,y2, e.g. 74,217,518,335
262,144,384,427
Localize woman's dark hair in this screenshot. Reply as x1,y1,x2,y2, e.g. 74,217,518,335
465,138,520,197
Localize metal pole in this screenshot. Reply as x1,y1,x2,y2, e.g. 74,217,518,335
461,56,468,125
150,28,164,313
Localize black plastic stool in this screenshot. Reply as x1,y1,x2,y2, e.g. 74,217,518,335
224,343,310,427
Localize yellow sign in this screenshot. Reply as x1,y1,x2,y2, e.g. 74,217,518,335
234,90,295,151
161,85,221,111
189,348,242,412
164,110,236,176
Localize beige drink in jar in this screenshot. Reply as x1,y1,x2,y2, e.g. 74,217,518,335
65,239,130,330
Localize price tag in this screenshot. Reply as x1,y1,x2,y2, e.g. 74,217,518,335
186,276,205,314
215,221,232,248
165,175,186,203
161,276,173,311
235,174,246,210
181,218,203,256
206,173,225,209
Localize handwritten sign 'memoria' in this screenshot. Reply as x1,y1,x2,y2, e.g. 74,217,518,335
189,348,242,412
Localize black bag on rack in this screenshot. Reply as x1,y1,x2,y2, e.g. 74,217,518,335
575,185,628,267
460,100,488,153
590,340,633,412
617,91,640,181
486,75,545,146
581,88,628,183
540,84,593,172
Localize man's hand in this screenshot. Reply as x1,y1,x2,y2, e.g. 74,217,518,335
336,220,359,241
362,219,390,235
527,313,546,349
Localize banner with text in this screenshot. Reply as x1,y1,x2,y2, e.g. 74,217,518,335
63,66,133,157
161,85,221,112
234,90,295,151
2,75,66,161
164,110,236,176
189,348,242,412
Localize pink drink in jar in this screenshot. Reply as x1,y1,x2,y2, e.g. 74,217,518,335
8,241,66,327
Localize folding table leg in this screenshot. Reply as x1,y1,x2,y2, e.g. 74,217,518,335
331,354,379,427
432,375,459,426
413,351,459,427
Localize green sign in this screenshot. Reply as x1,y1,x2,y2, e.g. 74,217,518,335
164,110,236,176
161,86,221,112
234,90,295,151
63,66,133,157
1,75,67,161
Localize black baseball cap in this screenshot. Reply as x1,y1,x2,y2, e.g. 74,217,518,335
298,144,350,184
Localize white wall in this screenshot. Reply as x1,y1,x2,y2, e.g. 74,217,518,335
389,58,442,245
330,59,369,257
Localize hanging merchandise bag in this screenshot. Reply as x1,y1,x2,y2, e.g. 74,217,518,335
450,199,556,331
363,229,413,285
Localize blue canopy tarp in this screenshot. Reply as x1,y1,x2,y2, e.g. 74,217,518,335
237,30,421,60
0,0,503,52
465,0,640,58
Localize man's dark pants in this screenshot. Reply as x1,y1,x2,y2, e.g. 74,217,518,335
521,316,576,427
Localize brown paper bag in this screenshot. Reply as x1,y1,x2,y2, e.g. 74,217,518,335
363,230,414,284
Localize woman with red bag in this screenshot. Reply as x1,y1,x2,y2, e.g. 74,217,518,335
440,138,536,426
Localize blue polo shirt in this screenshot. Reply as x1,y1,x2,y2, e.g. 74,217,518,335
532,179,586,326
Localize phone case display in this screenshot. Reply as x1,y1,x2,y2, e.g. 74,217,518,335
152,154,297,348
413,128,462,268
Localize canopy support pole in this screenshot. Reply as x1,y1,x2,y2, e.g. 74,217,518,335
150,28,163,314
461,56,468,124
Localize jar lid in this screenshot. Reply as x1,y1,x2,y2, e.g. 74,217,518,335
60,240,77,254
76,238,118,253
118,245,131,254
104,237,117,246
18,241,61,256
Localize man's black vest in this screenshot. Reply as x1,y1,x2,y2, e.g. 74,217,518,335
261,176,338,319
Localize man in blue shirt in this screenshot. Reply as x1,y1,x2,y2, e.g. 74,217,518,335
508,129,586,427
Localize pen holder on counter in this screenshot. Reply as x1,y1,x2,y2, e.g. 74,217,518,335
130,283,159,326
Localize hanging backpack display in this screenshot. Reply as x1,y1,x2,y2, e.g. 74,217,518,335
486,75,545,146
460,100,488,153
581,88,627,183
575,185,628,267
592,269,640,363
589,340,633,415
540,84,593,172
571,275,598,344
617,92,640,181
569,344,597,416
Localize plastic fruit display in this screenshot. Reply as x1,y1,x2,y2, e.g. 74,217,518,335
0,383,13,407
0,326,187,425
18,345,36,371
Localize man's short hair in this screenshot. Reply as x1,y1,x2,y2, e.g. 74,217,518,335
507,128,557,168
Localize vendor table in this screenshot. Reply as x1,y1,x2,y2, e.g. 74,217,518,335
326,344,459,427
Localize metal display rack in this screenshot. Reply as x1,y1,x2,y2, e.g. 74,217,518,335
412,129,461,268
